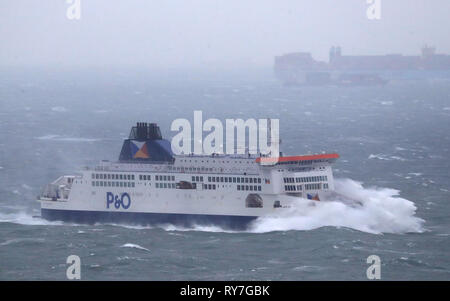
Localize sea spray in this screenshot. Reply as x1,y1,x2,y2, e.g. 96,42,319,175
249,178,425,234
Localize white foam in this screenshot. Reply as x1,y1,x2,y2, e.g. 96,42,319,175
51,106,68,112
120,243,150,252
0,238,45,246
248,178,425,234
36,135,99,142
0,211,64,226
21,184,32,190
381,101,393,105
368,154,407,161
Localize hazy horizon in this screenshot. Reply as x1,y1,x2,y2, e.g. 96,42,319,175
1,0,450,70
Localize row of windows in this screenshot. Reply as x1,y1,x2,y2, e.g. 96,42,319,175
156,175,175,181
173,166,213,172
305,183,321,190
278,160,317,165
209,176,261,184
93,173,134,181
92,181,135,188
285,185,302,191
284,176,328,184
192,176,204,182
237,185,262,191
203,184,217,190
155,183,176,189
139,175,152,181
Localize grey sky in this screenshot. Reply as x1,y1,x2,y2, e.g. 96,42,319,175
1,0,450,69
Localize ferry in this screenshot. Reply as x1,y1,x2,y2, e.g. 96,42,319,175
38,122,339,229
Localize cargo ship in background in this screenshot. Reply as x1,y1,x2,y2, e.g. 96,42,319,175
274,46,450,86
38,122,339,230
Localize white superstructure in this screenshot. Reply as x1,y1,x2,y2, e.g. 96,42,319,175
39,122,339,229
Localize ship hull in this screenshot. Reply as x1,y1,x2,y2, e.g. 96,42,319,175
41,208,258,230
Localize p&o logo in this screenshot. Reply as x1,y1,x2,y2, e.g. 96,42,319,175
106,192,131,209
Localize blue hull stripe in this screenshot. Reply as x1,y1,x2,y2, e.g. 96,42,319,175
41,209,257,230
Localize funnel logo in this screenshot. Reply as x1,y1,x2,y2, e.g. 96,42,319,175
130,141,150,159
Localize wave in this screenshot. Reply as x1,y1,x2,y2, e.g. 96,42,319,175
50,106,68,112
0,211,64,226
248,178,425,234
368,154,407,161
36,135,99,142
120,243,150,252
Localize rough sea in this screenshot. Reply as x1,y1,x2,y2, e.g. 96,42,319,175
0,67,449,280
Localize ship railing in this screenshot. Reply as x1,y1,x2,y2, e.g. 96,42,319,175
40,175,76,201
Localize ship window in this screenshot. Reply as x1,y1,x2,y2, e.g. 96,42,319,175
200,176,203,182
164,183,168,188
237,178,240,183
237,185,240,191
245,178,248,183
171,176,174,181
220,177,224,182
258,186,261,191
212,184,216,190
233,177,236,183
224,177,228,183
127,175,131,180
258,178,261,183
250,186,253,191
132,175,135,180
241,177,244,183
196,176,199,182
132,182,135,188
208,177,211,182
